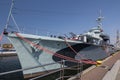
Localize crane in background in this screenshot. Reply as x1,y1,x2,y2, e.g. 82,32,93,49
115,30,120,50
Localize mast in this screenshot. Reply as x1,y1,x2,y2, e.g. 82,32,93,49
96,10,104,28
4,0,20,33
4,0,14,31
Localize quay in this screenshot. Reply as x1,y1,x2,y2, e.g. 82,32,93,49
68,51,120,80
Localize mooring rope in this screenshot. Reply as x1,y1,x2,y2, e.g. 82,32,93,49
64,38,85,59
0,32,3,42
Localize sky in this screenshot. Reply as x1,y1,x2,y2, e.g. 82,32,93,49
0,0,120,44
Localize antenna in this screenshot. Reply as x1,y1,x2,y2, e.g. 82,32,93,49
96,10,104,28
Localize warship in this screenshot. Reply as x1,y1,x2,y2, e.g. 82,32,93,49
3,14,115,75
2,0,114,76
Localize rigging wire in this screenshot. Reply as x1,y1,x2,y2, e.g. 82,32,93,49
11,14,21,32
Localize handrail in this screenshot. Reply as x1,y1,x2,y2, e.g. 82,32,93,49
0,60,84,80
0,60,81,76
30,69,61,80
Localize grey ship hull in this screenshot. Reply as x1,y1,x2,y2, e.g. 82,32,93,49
6,33,113,75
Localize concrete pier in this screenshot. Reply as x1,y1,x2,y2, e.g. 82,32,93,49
102,60,120,80
68,51,120,80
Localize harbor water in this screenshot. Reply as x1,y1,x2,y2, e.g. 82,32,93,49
0,55,24,80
